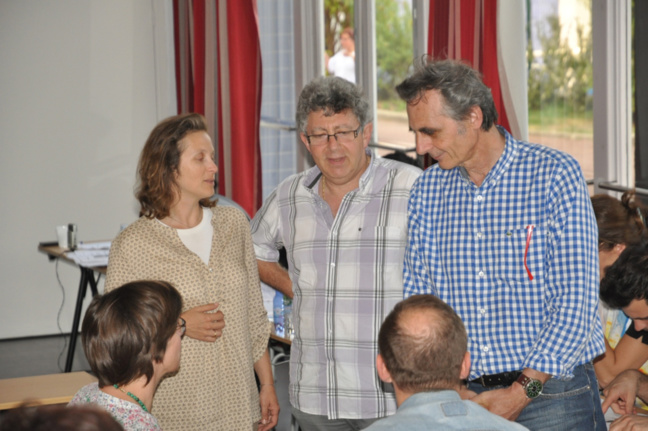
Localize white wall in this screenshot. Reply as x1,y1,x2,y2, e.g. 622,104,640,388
0,0,175,339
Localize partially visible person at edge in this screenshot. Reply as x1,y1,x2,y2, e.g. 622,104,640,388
397,57,606,430
365,294,528,431
1,404,124,431
326,27,355,83
69,280,183,430
105,113,278,431
592,191,648,389
600,240,648,430
251,76,421,430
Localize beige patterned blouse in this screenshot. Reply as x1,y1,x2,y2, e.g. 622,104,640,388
105,206,271,431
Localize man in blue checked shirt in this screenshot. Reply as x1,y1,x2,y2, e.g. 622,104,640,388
396,58,606,430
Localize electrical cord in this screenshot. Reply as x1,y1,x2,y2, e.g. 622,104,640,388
54,258,68,372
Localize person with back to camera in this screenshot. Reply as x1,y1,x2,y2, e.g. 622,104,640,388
326,27,356,83
68,280,184,430
599,240,648,430
592,191,648,389
397,57,606,430
365,294,528,430
105,113,278,430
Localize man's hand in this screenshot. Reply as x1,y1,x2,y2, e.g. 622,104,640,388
610,414,648,430
603,370,643,415
181,303,225,342
472,383,531,421
457,385,478,400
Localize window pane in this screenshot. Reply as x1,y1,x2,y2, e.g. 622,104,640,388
258,0,298,200
375,0,416,160
528,0,593,180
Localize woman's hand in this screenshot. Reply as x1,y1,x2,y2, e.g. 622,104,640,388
257,384,279,431
181,303,225,342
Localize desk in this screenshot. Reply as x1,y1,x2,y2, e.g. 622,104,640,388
38,243,105,373
0,371,97,410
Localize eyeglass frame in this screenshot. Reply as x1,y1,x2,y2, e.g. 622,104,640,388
305,125,363,146
177,317,186,339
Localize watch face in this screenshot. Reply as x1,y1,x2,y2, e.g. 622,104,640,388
526,380,543,398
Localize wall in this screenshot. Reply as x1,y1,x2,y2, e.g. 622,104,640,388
0,0,175,339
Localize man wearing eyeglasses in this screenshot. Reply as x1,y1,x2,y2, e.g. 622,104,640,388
251,76,421,430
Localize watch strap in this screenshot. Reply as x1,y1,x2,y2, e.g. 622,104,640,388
516,373,543,399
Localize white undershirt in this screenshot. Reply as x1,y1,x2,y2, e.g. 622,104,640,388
160,207,213,265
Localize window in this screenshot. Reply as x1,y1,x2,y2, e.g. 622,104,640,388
527,0,594,182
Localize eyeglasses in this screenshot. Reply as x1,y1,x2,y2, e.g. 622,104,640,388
305,125,363,146
177,317,186,339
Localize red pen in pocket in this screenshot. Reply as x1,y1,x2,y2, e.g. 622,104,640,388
524,225,534,281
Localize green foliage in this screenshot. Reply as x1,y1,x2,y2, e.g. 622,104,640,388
527,13,593,114
375,0,413,103
324,0,354,55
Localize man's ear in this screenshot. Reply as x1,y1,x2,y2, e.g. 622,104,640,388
300,133,312,154
468,106,483,130
361,122,373,148
376,354,393,384
459,352,471,380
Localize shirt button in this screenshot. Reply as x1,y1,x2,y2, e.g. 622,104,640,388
482,346,489,352
209,268,213,272
478,271,485,278
477,195,483,202
331,262,336,267
476,232,483,239
479,308,486,315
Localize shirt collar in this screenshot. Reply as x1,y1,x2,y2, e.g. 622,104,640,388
458,125,517,189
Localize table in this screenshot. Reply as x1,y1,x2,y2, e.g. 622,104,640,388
0,371,97,410
38,243,105,373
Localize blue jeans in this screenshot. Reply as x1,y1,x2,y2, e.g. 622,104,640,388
468,363,606,431
291,407,380,431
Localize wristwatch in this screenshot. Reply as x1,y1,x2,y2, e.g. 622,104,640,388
516,373,543,399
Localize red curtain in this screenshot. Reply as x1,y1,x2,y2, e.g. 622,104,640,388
173,0,263,217
428,0,510,133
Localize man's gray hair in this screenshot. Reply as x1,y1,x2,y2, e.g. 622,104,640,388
296,76,372,134
396,57,498,131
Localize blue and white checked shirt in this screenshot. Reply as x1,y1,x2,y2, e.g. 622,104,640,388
252,151,421,419
403,127,605,380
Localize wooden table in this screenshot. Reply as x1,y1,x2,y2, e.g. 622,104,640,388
38,243,106,372
0,371,97,410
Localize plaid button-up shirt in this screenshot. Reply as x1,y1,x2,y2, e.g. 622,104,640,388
252,151,421,419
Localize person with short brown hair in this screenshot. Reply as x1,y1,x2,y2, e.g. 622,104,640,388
365,295,527,430
69,280,184,430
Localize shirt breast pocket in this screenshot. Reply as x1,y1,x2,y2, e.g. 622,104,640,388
493,225,546,284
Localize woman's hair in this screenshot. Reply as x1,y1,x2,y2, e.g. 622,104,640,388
136,113,216,219
591,190,647,251
296,76,371,134
0,404,123,431
341,27,354,41
82,280,183,387
396,57,498,131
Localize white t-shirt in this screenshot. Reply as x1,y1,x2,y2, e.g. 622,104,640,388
159,207,213,264
328,50,355,83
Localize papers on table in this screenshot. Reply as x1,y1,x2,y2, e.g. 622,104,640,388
66,242,111,267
